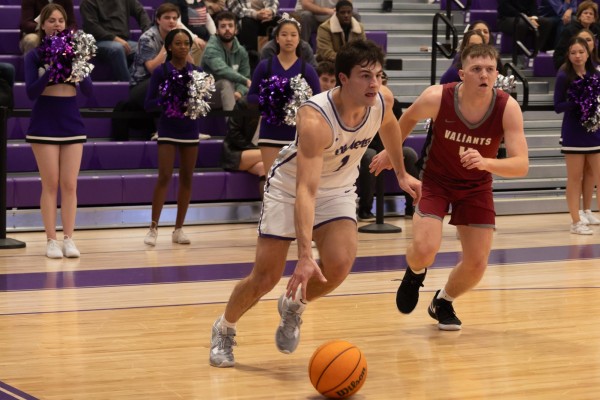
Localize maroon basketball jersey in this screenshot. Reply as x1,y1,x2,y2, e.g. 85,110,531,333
421,82,509,188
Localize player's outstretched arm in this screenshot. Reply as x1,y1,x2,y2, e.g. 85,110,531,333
288,106,328,300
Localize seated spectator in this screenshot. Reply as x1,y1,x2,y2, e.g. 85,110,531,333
205,0,226,16
440,30,485,84
293,0,360,44
166,0,216,64
112,3,182,140
553,0,600,69
497,0,554,54
201,11,252,111
316,0,365,63
357,72,418,221
80,0,152,82
19,0,77,54
0,63,15,109
539,0,577,43
261,38,318,68
316,60,336,91
226,0,279,53
467,19,494,45
221,98,266,197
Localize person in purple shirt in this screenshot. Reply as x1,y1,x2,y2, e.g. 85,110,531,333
24,4,93,259
247,15,321,175
143,29,204,247
554,36,600,235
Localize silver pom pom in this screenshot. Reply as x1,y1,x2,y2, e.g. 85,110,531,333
66,30,97,83
284,74,313,126
185,70,216,119
494,74,516,92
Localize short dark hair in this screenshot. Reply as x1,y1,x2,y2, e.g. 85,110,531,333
316,60,335,77
155,3,180,20
336,0,353,12
214,10,237,26
335,40,385,87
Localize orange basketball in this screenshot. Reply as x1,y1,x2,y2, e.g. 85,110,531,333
308,340,368,399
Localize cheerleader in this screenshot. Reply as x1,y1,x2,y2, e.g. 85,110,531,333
24,3,93,258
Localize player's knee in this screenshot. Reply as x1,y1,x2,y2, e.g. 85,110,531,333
409,241,437,264
322,259,352,286
250,270,280,294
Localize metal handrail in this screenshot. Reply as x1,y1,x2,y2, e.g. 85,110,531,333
503,62,529,110
444,0,472,41
431,12,459,85
511,12,540,65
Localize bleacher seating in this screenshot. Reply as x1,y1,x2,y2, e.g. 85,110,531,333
2,0,417,220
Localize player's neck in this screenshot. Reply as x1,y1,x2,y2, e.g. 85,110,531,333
333,87,367,126
458,82,493,106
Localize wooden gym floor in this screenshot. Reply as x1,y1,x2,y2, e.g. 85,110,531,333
0,213,599,399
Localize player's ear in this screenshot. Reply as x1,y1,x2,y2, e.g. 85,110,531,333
458,69,465,81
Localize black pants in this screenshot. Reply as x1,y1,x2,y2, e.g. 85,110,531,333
498,16,555,52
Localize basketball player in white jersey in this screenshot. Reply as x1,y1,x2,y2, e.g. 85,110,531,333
209,40,422,368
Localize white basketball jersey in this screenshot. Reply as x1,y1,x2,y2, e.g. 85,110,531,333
266,88,385,199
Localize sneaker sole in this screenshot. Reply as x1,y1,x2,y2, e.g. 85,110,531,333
438,323,462,331
209,358,235,368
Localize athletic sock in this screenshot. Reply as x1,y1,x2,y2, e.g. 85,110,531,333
438,288,455,302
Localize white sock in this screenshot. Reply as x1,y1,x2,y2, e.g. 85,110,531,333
585,209,592,213
438,288,455,302
220,315,236,331
289,286,308,308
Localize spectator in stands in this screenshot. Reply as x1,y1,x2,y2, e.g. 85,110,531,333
467,19,494,45
166,0,216,64
206,0,226,16
316,60,336,90
221,98,266,197
261,38,318,68
554,36,600,235
572,28,600,226
316,0,365,63
293,0,360,44
381,0,392,13
497,0,554,55
80,0,151,82
20,0,77,54
440,30,485,84
112,3,182,141
356,71,419,221
539,0,577,43
24,4,93,258
553,0,600,69
227,0,279,53
247,15,321,175
0,63,15,110
201,11,252,111
143,29,203,246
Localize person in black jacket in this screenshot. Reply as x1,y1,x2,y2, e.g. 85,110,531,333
221,98,265,197
497,0,554,53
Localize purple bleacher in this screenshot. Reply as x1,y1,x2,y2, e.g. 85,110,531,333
12,176,41,208
0,30,21,55
3,0,20,4
279,0,296,12
12,82,130,109
77,175,124,205
93,141,147,170
0,6,20,29
465,9,498,32
365,31,387,53
122,173,176,204
6,179,14,208
224,172,261,200
6,143,36,173
533,52,557,77
197,139,223,168
190,172,227,201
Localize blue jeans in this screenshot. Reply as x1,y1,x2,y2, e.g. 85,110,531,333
96,40,138,82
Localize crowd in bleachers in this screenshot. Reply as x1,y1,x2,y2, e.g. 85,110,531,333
5,0,600,256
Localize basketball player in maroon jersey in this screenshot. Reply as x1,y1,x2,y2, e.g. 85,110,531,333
371,44,529,330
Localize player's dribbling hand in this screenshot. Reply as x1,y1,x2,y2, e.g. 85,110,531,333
286,258,327,301
369,150,393,175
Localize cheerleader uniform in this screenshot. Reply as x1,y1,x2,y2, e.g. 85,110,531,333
144,62,202,146
247,56,321,147
554,69,600,153
24,48,93,144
